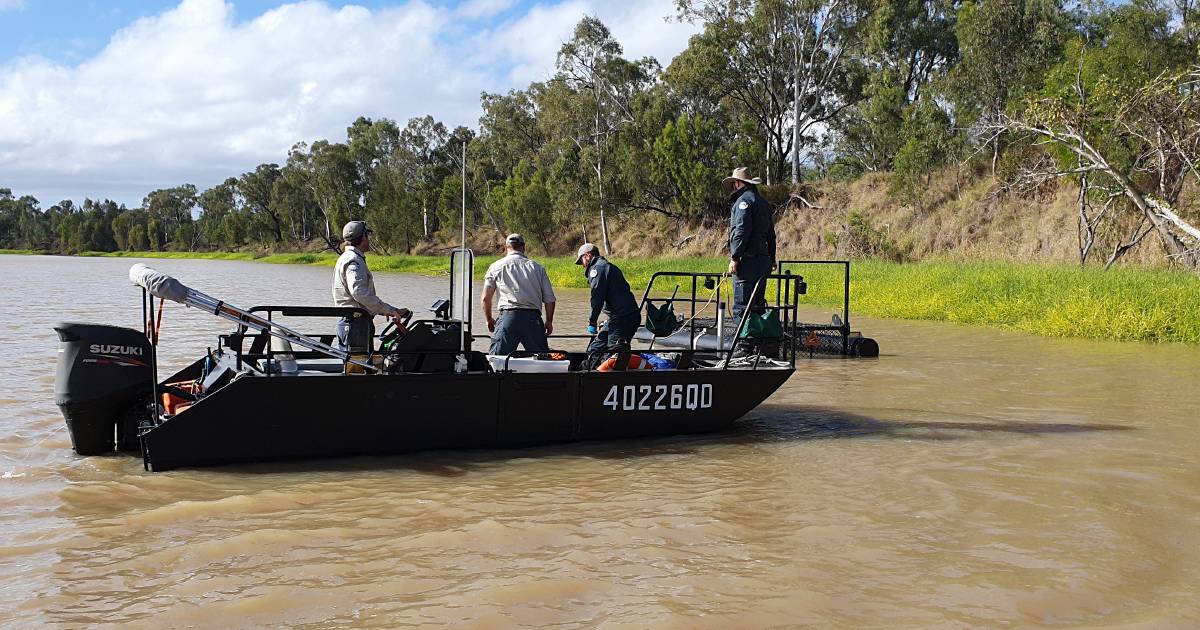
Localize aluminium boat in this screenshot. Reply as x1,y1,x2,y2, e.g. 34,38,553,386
53,251,801,471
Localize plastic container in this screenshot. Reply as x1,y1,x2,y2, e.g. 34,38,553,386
486,355,571,373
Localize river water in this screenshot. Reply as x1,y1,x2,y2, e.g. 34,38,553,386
1,254,1197,628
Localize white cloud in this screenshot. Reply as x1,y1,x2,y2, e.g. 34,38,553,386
0,0,27,13
0,0,698,206
456,0,516,20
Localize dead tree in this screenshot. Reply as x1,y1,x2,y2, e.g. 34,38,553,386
996,66,1200,270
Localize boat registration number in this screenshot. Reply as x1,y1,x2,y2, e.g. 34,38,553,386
602,384,713,411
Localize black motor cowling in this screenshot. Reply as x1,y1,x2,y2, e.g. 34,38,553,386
54,323,153,455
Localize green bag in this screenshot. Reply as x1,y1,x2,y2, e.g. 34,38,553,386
645,300,681,337
739,309,783,339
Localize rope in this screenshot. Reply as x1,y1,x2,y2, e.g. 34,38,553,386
153,299,166,345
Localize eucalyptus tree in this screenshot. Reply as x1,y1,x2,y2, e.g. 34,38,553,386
674,0,867,186
948,0,1068,172
197,178,244,247
552,16,656,254
143,184,198,250
435,125,478,236
474,87,548,236
399,115,452,239
832,0,958,175
347,116,406,249
283,141,362,251
237,164,284,243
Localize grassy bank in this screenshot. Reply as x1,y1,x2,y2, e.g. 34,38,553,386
47,250,1200,344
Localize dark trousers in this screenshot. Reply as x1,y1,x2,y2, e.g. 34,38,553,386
587,312,640,356
732,255,771,320
489,309,548,355
335,316,374,354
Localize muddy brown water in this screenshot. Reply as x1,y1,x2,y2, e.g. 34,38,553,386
1,255,1198,628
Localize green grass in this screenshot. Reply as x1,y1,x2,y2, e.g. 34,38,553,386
831,260,1200,344
17,250,1200,343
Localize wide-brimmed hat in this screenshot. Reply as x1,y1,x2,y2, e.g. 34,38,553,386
574,243,599,265
721,167,762,192
342,220,373,242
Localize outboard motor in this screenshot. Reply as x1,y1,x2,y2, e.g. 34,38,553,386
54,323,153,454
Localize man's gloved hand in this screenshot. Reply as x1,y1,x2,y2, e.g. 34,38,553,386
586,325,598,335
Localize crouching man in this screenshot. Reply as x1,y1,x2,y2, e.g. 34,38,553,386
575,243,640,365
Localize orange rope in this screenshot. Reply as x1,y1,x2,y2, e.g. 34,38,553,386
154,299,166,345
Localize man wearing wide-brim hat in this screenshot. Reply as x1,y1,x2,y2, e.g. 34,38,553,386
722,167,777,320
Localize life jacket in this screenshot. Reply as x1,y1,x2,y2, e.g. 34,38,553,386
597,353,654,372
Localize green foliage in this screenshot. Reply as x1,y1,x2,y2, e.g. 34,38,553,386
835,210,912,261
651,114,729,218
486,161,555,251
890,101,955,203
948,0,1068,125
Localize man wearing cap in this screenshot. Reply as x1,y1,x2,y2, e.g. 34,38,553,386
332,220,411,352
722,167,777,319
481,233,556,355
575,243,640,362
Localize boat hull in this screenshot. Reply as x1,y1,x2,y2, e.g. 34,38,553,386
140,367,794,471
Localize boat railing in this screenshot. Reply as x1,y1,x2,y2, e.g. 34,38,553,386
776,260,852,354
639,270,805,368
220,307,485,375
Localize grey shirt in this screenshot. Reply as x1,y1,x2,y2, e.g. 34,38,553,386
332,245,396,316
484,252,556,311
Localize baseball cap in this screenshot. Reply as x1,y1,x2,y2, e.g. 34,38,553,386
342,220,373,242
506,233,525,246
574,243,598,265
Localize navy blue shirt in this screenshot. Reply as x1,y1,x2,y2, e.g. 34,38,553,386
728,185,777,262
584,256,639,325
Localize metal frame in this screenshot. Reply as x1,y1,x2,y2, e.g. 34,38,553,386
638,270,803,369
776,260,852,355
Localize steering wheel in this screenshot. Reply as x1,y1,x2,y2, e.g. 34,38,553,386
378,313,412,349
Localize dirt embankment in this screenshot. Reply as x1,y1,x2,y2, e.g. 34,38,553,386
281,171,1193,266
591,172,1175,266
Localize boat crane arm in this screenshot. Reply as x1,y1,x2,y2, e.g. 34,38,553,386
128,263,377,372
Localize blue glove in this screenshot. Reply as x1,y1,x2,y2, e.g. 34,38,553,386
586,325,598,335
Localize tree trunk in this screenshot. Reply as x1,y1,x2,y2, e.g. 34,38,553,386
600,208,611,256
791,40,801,187
1077,172,1095,264
1114,171,1200,269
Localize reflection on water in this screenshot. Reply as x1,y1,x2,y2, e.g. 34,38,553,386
1,255,1199,627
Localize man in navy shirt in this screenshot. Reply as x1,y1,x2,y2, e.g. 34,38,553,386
575,243,640,361
722,167,777,319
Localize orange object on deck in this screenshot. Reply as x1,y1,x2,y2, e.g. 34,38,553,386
160,380,201,416
597,353,653,372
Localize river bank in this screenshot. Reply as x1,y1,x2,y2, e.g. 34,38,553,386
11,250,1194,344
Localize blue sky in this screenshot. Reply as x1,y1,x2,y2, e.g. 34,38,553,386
0,0,697,207
0,1,539,63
